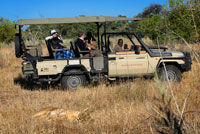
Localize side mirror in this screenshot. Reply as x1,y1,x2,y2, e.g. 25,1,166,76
135,45,140,54
130,45,140,54
124,44,128,50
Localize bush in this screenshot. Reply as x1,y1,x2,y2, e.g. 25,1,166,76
0,17,16,44
135,0,200,44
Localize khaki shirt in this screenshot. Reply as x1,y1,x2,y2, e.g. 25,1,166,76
113,44,123,52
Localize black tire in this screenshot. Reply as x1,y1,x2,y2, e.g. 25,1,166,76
61,70,86,90
158,65,182,82
14,34,22,58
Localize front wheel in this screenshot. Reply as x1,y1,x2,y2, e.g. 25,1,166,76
61,74,86,90
158,65,182,82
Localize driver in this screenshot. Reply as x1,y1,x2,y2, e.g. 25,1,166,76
113,39,124,52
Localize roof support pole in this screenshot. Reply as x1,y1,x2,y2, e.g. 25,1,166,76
96,22,100,50
104,22,107,52
96,22,103,50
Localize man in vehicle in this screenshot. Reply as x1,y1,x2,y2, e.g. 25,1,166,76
76,32,102,57
45,30,73,59
113,39,124,52
45,29,65,49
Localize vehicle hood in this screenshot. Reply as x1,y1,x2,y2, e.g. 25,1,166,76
167,51,184,57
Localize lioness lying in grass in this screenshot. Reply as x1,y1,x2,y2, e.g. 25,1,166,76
33,107,91,122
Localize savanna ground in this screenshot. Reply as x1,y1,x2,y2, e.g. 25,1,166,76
0,43,199,134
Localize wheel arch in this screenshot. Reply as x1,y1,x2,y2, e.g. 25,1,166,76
61,65,90,81
157,61,183,72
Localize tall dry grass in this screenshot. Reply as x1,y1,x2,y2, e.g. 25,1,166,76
0,45,199,133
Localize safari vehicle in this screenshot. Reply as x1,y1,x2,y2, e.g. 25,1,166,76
14,16,192,89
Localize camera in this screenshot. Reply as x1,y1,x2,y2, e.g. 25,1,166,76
56,33,60,37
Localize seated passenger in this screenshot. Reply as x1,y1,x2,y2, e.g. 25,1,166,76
76,32,102,57
45,30,74,59
45,29,64,49
113,39,124,52
84,32,98,50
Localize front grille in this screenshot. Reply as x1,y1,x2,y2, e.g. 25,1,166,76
183,52,192,64
182,51,192,71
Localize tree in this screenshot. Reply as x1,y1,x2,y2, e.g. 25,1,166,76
136,15,166,43
140,4,163,18
166,6,195,42
134,0,200,44
130,4,164,41
165,0,200,43
0,18,16,43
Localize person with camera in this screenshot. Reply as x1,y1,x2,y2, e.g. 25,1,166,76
45,29,65,49
45,30,75,59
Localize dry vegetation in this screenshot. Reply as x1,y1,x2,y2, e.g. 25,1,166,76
0,45,199,134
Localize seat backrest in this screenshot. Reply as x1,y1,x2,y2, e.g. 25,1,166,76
76,44,84,57
109,45,114,53
45,40,54,58
93,56,104,70
70,40,81,57
26,45,43,57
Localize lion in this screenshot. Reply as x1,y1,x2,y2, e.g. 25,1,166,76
33,107,91,123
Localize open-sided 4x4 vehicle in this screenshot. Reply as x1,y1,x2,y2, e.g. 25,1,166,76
15,16,192,89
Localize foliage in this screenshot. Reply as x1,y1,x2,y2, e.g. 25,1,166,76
166,6,194,41
0,18,16,44
136,15,166,43
136,0,200,44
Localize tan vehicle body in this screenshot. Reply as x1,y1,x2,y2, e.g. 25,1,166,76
32,50,185,78
37,59,91,76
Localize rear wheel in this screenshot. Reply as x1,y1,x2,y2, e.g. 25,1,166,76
61,70,86,90
158,65,182,82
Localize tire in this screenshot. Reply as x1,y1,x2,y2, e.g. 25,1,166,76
61,70,86,90
158,65,182,82
14,34,22,58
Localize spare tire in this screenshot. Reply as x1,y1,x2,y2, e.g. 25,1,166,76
14,33,22,58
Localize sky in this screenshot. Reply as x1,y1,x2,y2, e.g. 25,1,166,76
0,0,168,21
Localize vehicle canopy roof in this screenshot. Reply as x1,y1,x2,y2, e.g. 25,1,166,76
16,16,140,25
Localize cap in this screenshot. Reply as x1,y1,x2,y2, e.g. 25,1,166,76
50,29,57,35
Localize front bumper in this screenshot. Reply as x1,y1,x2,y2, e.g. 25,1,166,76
180,51,192,71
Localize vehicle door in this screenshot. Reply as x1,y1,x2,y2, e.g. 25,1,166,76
126,35,149,74
108,53,129,76
127,52,149,74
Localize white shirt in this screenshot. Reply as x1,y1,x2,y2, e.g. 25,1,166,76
45,36,64,43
